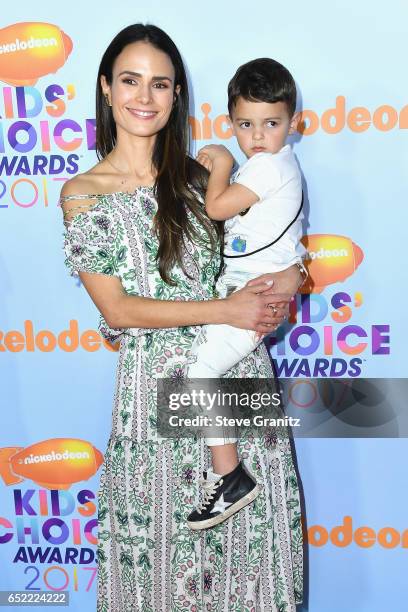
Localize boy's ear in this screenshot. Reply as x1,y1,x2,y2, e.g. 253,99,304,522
289,111,301,135
227,114,235,135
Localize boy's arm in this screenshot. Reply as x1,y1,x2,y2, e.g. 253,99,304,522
197,145,259,220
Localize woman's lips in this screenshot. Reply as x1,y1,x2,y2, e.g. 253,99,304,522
127,108,158,119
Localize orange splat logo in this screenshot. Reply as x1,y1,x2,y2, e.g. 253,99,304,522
0,438,103,489
300,234,364,294
0,22,73,86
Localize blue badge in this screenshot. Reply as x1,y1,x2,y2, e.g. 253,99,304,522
231,237,247,252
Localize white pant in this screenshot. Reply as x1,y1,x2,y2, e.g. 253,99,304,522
185,270,263,446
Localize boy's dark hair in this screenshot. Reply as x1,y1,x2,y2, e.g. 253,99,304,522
227,58,297,116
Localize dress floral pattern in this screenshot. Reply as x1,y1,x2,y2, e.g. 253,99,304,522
62,187,303,612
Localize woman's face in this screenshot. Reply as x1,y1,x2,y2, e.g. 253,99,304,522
101,41,180,139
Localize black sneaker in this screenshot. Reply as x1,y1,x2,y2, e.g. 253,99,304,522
187,461,261,530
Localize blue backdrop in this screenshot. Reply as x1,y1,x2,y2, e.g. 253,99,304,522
1,1,407,610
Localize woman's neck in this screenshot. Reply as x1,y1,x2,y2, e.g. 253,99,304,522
108,128,157,183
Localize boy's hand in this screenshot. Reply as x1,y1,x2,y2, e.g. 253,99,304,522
196,149,213,172
197,145,234,171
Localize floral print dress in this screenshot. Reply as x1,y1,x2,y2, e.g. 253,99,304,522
62,187,303,612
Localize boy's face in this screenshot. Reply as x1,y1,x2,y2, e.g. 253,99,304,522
229,98,299,158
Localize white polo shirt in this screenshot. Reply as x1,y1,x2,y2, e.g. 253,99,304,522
223,145,306,274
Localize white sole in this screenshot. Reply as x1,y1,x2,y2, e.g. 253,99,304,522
187,484,261,530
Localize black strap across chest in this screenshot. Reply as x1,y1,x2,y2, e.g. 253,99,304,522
222,191,304,259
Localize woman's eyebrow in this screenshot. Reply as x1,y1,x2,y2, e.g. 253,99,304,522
117,70,173,82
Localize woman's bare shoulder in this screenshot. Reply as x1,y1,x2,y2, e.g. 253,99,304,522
60,164,109,199
60,164,112,222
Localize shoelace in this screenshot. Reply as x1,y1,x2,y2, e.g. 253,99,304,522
196,477,223,514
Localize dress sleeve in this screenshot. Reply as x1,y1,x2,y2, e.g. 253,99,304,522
61,194,129,346
61,195,120,278
61,194,160,347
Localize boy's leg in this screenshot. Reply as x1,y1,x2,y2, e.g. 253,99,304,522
209,442,239,474
187,323,261,377
186,273,262,530
185,271,261,453
185,271,262,378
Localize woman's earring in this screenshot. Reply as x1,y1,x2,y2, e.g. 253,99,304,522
105,94,111,107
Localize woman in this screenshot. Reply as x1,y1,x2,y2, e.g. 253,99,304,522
60,24,303,612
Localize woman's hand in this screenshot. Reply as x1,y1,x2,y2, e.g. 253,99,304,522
245,265,307,340
223,281,291,334
246,265,306,297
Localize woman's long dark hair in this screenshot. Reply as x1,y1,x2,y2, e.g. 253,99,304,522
96,24,222,285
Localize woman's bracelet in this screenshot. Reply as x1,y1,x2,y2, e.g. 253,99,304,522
295,261,309,289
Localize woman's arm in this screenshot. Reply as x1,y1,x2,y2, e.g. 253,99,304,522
247,264,306,341
61,179,292,335
78,271,291,335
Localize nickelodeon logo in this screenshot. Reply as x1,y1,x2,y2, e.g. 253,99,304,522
300,234,364,294
0,22,72,86
0,438,103,489
0,320,119,352
308,516,408,549
189,97,408,140
298,96,408,135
